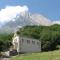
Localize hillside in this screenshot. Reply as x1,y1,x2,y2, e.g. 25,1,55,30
17,25,60,51
10,50,60,60
18,24,60,38
2,13,51,28
1,12,60,33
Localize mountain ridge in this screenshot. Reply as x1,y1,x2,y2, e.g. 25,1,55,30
0,12,60,33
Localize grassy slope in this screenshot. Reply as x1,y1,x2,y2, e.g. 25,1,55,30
10,50,60,60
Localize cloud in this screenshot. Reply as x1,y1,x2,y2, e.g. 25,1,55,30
52,21,60,25
0,5,60,26
0,5,29,23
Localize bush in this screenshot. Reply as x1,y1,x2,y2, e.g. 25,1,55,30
0,33,13,52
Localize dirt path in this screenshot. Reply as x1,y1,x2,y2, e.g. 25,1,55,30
0,56,10,60
0,58,10,60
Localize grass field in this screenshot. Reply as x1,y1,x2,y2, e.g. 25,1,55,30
10,50,60,60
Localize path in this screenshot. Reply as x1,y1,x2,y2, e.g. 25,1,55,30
0,58,10,60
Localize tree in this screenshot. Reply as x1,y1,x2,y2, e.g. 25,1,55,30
18,25,60,51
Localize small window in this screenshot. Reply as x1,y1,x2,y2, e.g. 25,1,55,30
27,40,30,44
22,39,24,43
37,42,40,45
32,40,35,44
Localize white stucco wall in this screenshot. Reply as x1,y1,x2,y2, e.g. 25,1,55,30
20,37,41,53
12,35,20,52
13,35,41,53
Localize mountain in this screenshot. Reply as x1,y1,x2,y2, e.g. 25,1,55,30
1,12,60,33
30,14,52,26
0,12,52,33
2,12,52,28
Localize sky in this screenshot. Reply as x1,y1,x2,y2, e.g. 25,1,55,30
0,0,60,23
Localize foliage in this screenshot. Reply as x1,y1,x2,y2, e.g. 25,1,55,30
0,33,13,52
0,24,60,52
18,24,60,51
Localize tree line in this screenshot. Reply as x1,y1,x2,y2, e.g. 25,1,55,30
18,24,60,51
0,24,60,52
0,33,13,52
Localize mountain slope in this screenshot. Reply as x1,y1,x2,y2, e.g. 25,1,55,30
2,12,52,28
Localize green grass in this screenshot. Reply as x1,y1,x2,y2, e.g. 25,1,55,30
10,50,60,60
